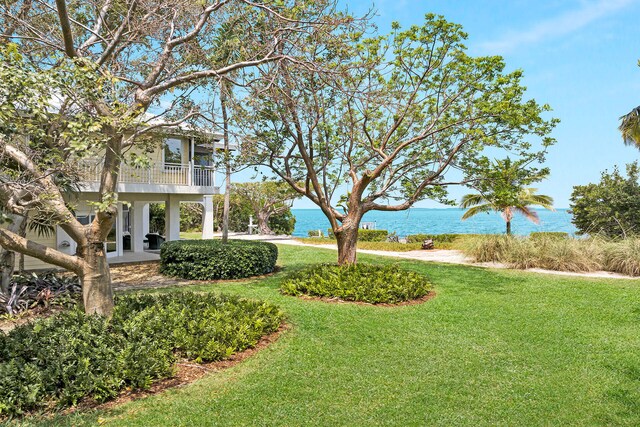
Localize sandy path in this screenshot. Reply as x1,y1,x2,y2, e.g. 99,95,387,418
263,238,639,281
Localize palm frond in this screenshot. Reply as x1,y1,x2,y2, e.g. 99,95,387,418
620,106,640,148
461,203,494,220
460,193,488,209
514,206,540,224
519,188,554,210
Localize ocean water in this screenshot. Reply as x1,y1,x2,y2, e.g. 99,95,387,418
291,208,576,238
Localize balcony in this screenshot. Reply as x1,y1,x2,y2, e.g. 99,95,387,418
78,159,218,194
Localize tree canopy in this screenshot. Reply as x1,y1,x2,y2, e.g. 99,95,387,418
241,14,557,263
570,162,640,238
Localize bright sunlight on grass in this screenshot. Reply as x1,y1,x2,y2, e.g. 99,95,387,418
19,245,640,426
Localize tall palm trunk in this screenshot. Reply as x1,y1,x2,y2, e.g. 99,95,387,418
221,83,231,244
506,221,512,235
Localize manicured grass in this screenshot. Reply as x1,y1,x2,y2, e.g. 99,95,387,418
17,245,640,426
179,231,202,240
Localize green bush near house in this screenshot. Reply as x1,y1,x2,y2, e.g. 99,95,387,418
160,239,278,280
0,292,283,417
327,229,389,242
281,263,432,304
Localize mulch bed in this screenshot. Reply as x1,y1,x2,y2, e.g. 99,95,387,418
293,290,436,307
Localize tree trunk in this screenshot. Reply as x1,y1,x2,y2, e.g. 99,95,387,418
221,83,231,244
257,211,273,235
79,242,114,316
335,225,359,265
0,248,16,295
506,221,512,235
0,215,26,294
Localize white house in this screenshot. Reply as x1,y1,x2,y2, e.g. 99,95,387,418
16,130,228,271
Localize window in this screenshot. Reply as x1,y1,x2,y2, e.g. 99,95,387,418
163,138,183,165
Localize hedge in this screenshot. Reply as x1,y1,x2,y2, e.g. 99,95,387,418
326,229,389,242
281,263,432,304
160,239,278,280
405,233,485,243
0,292,283,417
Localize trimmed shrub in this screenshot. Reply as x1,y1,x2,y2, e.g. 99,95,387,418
0,292,283,417
281,263,432,304
326,229,389,242
307,230,324,238
160,239,278,280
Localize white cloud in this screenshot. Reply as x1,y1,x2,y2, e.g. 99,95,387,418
479,0,636,54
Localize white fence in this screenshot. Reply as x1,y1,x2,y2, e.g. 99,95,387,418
78,159,215,187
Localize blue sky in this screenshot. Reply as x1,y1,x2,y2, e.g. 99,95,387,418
254,1,640,209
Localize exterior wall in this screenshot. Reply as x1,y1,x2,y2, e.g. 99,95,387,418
18,228,57,271
2,192,210,272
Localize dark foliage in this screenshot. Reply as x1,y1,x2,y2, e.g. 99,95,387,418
0,272,80,316
160,239,278,280
570,163,640,238
0,292,283,417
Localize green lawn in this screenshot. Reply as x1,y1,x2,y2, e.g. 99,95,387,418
20,245,640,426
179,231,203,240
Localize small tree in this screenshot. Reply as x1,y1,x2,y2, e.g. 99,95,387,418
232,182,300,235
242,15,557,264
460,158,554,235
570,162,640,238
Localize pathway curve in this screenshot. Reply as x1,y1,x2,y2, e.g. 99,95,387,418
260,237,640,281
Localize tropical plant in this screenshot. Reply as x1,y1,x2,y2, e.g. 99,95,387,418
460,158,554,235
461,188,554,235
620,106,640,148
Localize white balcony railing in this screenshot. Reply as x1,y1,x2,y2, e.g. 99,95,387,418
78,159,216,187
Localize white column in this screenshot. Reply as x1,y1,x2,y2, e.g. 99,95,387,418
132,202,148,253
165,196,181,241
142,204,150,236
116,203,124,256
202,195,214,239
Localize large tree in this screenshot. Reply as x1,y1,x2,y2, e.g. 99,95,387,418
232,181,300,235
570,162,640,238
241,15,557,264
0,0,355,315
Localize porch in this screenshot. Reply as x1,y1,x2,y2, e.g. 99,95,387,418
108,250,160,265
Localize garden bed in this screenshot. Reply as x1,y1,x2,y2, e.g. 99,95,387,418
0,292,284,418
281,263,433,305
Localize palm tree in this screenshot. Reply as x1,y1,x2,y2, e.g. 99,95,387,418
620,106,640,148
461,188,554,235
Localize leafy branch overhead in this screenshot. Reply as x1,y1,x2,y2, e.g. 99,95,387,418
240,14,558,263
